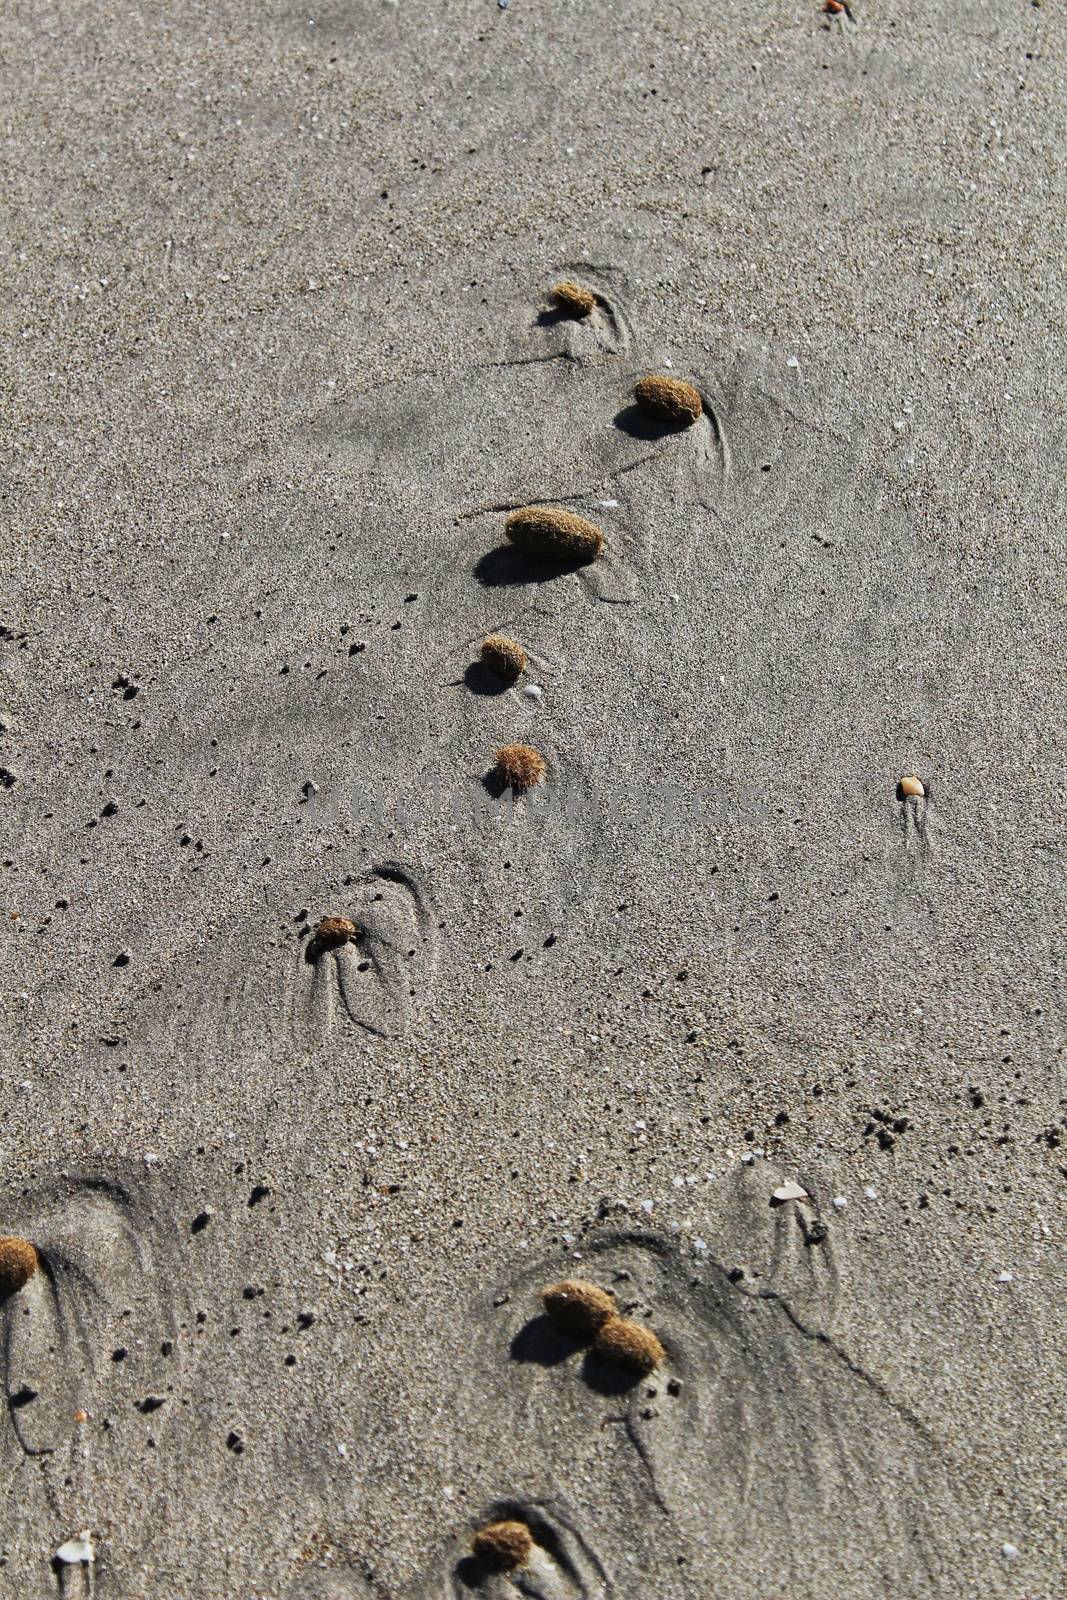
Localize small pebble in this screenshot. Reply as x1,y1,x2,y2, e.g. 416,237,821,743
593,1316,666,1374
55,1533,94,1566
832,1195,847,1210
472,1519,533,1572
634,374,702,427
1002,1543,1019,1560
899,773,925,798
522,684,542,699
550,279,595,318
772,1180,808,1203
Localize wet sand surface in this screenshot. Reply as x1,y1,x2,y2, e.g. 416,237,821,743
2,0,1064,1594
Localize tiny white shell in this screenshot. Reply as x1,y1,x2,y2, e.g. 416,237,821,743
56,1532,94,1565
772,1180,809,1203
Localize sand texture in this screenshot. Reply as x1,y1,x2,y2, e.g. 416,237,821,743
2,0,1065,1594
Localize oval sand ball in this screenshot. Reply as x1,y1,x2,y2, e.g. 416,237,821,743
541,1278,617,1338
471,1519,534,1572
481,634,526,682
0,1236,39,1296
494,743,546,793
505,506,604,564
551,279,596,319
899,774,925,798
592,1316,666,1374
315,915,359,946
634,374,702,427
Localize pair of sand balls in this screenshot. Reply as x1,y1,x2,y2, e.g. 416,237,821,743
470,1278,666,1573
540,1277,666,1371
0,1236,39,1297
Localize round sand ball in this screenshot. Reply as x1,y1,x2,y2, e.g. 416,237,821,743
551,280,595,319
592,1316,666,1374
494,743,547,793
505,506,604,564
634,374,702,427
899,774,925,798
315,915,359,946
480,634,527,682
541,1278,617,1338
471,1519,534,1572
0,1236,39,1297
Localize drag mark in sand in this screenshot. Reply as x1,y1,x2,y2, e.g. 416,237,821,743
613,373,730,489
897,772,935,867
535,266,632,356
300,863,437,1043
1,1175,175,1462
454,1498,613,1597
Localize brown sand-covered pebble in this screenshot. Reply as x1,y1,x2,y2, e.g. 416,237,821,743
494,743,547,793
550,279,596,318
592,1315,666,1373
480,634,527,681
634,374,702,427
314,915,359,946
505,506,604,564
471,1519,534,1571
0,1236,39,1296
541,1278,617,1338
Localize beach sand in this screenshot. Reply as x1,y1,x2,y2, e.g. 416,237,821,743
2,0,1064,1594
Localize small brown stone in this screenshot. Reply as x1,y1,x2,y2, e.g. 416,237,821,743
592,1316,666,1374
73,1409,89,1425
480,634,527,682
493,744,547,793
550,280,596,319
471,1519,533,1571
541,1279,617,1338
0,1236,39,1297
314,915,359,946
634,374,702,427
899,774,925,798
505,506,604,564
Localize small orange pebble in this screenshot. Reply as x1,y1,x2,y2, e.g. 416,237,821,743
634,374,702,427
550,280,596,319
494,743,547,793
899,774,925,799
73,1409,89,1425
471,1519,534,1571
824,0,845,12
0,1236,39,1296
592,1316,666,1374
541,1279,617,1338
314,915,359,946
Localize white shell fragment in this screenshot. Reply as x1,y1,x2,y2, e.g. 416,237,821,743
772,1180,809,1203
56,1531,94,1565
